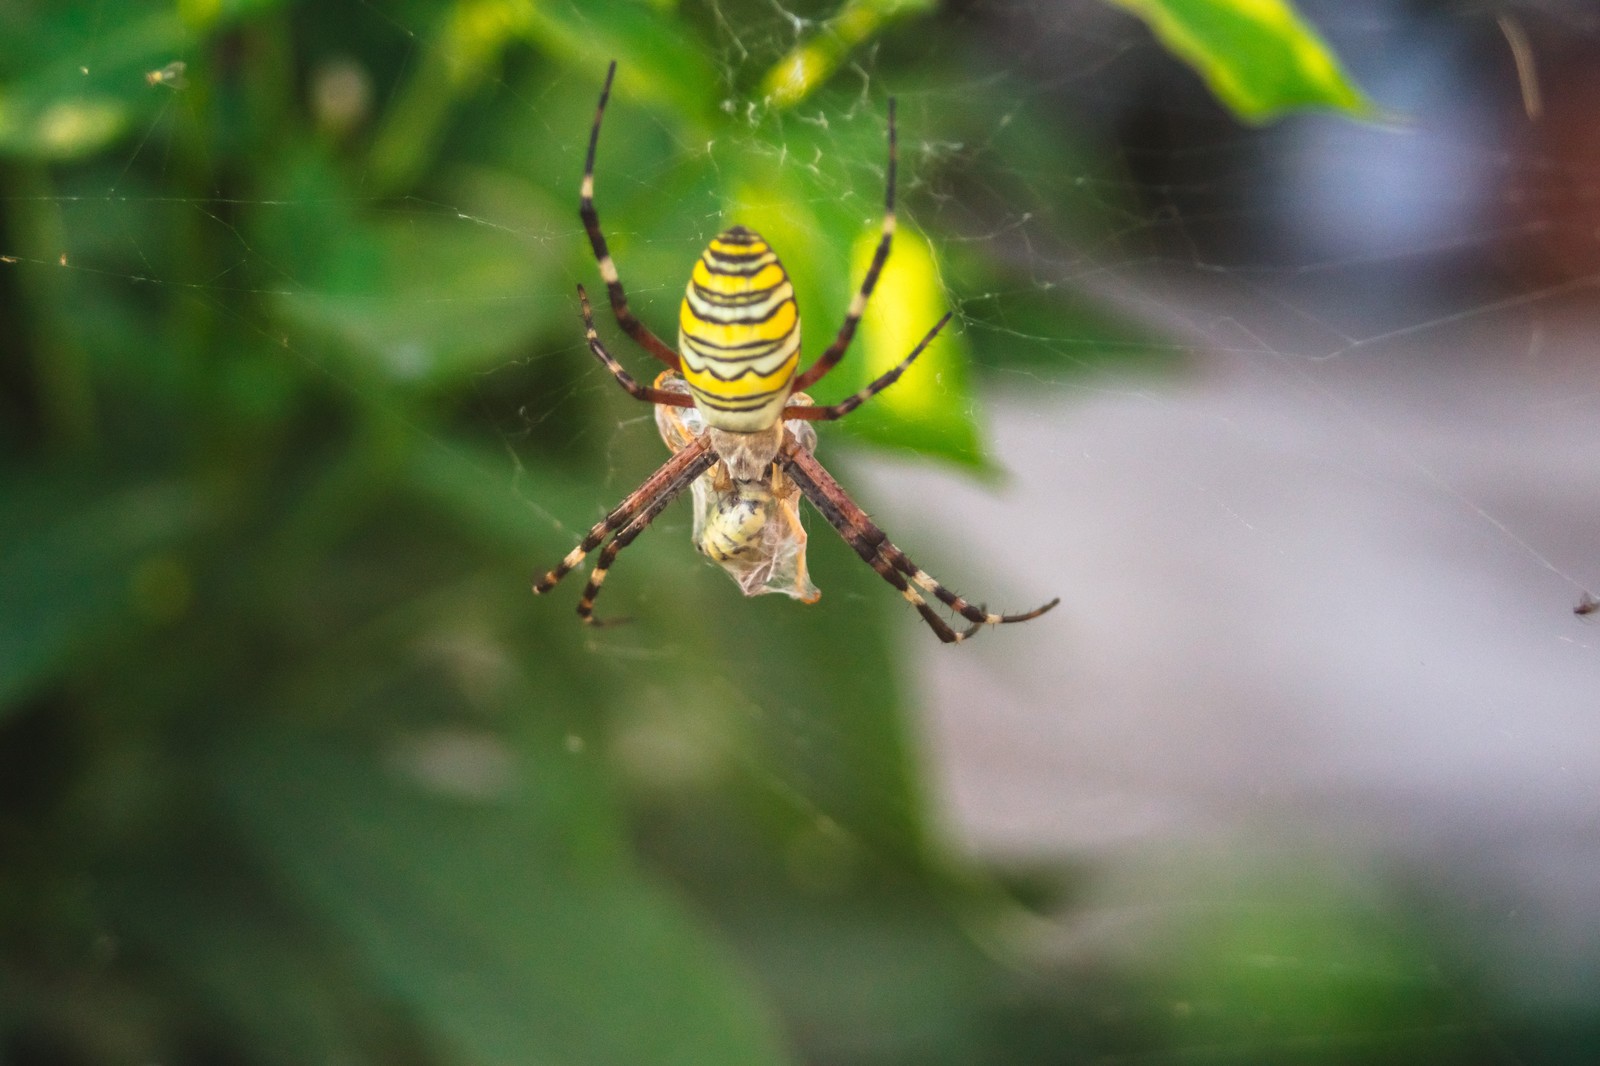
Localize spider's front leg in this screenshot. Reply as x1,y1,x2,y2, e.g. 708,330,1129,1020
576,285,695,408
579,60,680,370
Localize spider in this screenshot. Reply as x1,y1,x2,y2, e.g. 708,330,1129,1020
532,62,1059,643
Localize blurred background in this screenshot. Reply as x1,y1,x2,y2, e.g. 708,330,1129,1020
3,0,1599,1062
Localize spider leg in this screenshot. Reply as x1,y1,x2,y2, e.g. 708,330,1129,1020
780,450,967,642
581,60,680,370
532,435,713,595
794,98,897,391
784,313,950,422
898,555,1059,627
575,449,712,625
877,532,1058,627
781,441,1059,643
578,285,695,407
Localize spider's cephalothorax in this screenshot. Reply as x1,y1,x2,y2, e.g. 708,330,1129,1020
532,61,1059,643
678,226,801,433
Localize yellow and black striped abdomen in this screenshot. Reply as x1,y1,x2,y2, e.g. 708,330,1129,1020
678,226,801,432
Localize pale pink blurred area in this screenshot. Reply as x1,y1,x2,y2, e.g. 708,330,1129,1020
856,8,1600,1010
856,295,1600,1008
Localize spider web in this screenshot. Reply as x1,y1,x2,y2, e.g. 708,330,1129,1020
9,0,1600,1059
711,0,1600,1038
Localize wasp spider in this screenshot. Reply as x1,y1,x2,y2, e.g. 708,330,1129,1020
533,62,1059,643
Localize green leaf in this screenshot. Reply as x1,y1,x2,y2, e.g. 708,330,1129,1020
107,868,404,1066
0,4,194,162
218,731,794,1066
840,225,982,466
519,3,719,123
366,0,719,191
1112,853,1478,1058
716,891,995,1066
0,476,199,717
255,154,564,387
1102,0,1375,122
0,94,129,161
759,0,936,108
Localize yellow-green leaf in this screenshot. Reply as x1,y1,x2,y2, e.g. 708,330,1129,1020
1103,0,1375,123
843,225,982,466
760,0,935,108
722,127,982,467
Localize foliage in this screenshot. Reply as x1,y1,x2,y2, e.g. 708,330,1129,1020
1,2,1527,1065
1103,0,1374,122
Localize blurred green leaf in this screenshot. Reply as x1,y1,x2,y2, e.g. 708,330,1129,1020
368,0,719,193
256,155,563,387
519,3,719,122
0,94,129,160
111,866,413,1066
6,1,1517,1063
1111,853,1483,1060
0,4,194,162
0,476,199,716
218,731,794,1066
759,0,935,108
366,0,540,194
401,440,581,555
1103,0,1375,122
723,890,996,1065
178,0,289,30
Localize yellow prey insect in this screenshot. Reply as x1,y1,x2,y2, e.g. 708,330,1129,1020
654,376,821,602
532,62,1059,643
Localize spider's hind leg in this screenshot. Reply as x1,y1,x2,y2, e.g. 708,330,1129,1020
779,440,1058,644
575,479,688,626
890,548,1060,630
